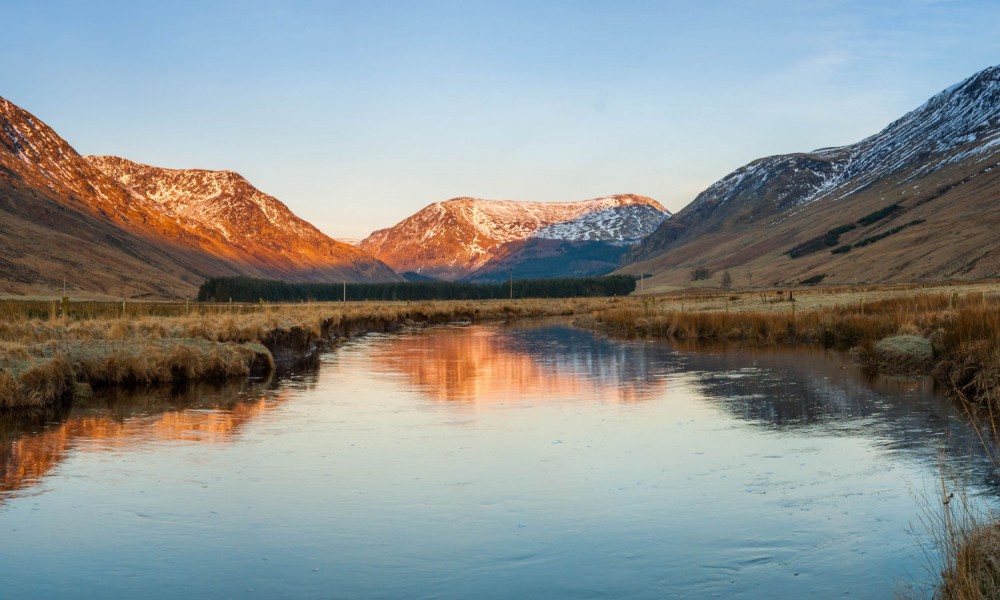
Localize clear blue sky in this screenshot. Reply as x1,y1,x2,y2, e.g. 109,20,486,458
3,0,998,239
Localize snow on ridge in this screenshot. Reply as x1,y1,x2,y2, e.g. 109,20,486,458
831,65,1000,185
357,193,667,278
0,96,387,279
682,65,1000,218
0,107,177,224
533,204,670,242
85,155,346,251
446,194,662,243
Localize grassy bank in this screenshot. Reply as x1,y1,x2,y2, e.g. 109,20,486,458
0,297,610,410
580,288,1000,407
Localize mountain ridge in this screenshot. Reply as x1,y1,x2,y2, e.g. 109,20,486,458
86,155,396,282
624,64,1000,287
0,94,396,298
360,194,669,280
6,63,1000,296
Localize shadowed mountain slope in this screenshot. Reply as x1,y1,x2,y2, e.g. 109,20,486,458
623,65,1000,289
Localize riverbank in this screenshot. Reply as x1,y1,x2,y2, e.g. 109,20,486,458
579,283,1000,409
6,284,1000,411
0,298,609,410
582,283,1000,595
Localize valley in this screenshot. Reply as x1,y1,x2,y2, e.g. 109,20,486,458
3,45,1000,599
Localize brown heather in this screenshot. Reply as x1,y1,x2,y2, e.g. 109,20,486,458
935,500,1000,599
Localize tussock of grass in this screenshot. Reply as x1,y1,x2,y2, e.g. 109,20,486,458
904,472,1000,600
0,354,73,409
873,335,935,374
939,522,1000,599
70,340,273,386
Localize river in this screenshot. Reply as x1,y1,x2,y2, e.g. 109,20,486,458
0,320,995,598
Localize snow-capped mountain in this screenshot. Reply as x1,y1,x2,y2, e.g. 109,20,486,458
650,66,1000,236
360,194,669,280
0,97,196,240
627,64,1000,285
87,156,395,282
0,95,236,297
0,94,395,298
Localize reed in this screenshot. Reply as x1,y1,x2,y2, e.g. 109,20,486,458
582,304,900,347
905,425,1000,599
938,522,1000,599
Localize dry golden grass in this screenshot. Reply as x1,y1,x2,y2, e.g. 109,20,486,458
0,354,74,409
584,286,1000,406
4,290,995,409
936,512,1000,599
0,297,610,410
902,465,1000,600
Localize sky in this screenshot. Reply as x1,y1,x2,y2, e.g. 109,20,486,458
2,0,999,239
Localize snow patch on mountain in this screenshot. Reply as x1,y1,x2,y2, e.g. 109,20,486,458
533,204,670,242
87,156,321,245
0,97,187,230
444,195,662,244
359,194,667,279
83,155,397,280
676,65,1000,223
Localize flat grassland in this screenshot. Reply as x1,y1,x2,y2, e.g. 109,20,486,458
0,298,609,410
2,281,999,411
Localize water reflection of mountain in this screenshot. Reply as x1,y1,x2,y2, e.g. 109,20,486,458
681,347,889,425
5,322,997,506
681,346,951,429
679,346,999,488
369,322,998,489
367,321,681,403
0,379,287,503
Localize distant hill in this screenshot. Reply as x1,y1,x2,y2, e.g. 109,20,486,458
401,271,439,282
465,239,632,282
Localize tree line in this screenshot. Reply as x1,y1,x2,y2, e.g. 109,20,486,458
197,275,637,303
